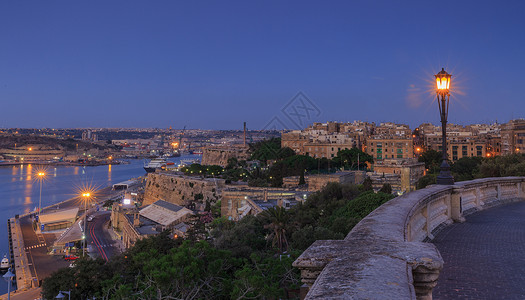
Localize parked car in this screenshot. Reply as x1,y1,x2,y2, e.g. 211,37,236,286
64,255,79,261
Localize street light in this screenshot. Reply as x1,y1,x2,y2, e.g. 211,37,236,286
37,172,46,219
3,268,14,300
81,192,92,256
56,290,71,300
435,68,454,185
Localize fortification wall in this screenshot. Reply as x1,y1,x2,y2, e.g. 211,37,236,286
143,172,225,211
201,146,250,167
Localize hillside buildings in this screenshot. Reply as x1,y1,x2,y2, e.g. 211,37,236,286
281,121,372,158
282,120,523,193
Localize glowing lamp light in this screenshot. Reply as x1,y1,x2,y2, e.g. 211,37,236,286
435,68,452,94
123,198,131,205
37,172,45,177
82,193,91,197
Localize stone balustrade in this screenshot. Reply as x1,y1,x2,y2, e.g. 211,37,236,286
293,177,525,299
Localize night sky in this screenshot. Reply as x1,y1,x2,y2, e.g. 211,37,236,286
1,1,524,129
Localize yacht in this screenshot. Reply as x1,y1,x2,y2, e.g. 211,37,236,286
1,254,9,271
143,158,167,173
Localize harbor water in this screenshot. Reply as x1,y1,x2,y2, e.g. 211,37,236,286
0,155,200,294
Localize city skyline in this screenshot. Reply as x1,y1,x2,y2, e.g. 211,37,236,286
1,1,524,129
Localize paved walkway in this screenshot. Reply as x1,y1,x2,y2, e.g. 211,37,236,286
432,201,525,300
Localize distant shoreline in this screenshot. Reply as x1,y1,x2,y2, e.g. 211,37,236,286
0,160,129,168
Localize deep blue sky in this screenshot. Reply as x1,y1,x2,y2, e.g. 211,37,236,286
1,1,524,130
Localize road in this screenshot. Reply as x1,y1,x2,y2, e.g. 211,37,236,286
19,216,69,285
87,212,121,261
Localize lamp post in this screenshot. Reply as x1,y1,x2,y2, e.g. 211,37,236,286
82,192,91,256
3,268,14,300
56,290,71,300
435,68,454,185
37,172,45,219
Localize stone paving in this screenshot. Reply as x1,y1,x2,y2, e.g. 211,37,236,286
432,201,525,300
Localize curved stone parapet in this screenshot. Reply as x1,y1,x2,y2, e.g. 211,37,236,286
293,177,525,299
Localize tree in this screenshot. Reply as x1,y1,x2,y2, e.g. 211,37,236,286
299,171,306,185
416,174,437,189
362,177,373,191
379,183,392,194
259,207,290,253
418,149,442,174
226,157,238,169
332,148,373,170
451,157,482,181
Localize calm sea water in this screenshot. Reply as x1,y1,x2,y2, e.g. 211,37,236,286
0,155,200,294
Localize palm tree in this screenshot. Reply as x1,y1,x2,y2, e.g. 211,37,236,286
260,206,289,253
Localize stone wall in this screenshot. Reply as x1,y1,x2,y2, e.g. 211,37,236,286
283,171,358,191
143,172,225,211
201,145,250,167
294,177,525,299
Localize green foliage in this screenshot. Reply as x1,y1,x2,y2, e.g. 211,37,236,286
451,157,482,181
332,148,373,170
478,154,525,177
418,149,442,174
287,183,392,251
259,207,290,253
379,183,392,194
231,253,300,299
181,163,224,176
363,176,373,191
41,258,111,300
299,171,306,185
416,174,437,189
250,138,295,162
211,215,266,258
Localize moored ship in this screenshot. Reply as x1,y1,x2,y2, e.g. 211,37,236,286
143,158,167,173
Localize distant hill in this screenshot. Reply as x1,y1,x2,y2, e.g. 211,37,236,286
0,134,117,151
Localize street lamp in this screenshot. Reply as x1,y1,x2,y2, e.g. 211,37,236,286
81,192,92,256
435,68,454,185
56,290,71,300
3,268,14,300
37,172,46,219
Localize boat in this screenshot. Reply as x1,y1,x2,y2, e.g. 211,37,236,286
143,158,167,173
193,150,203,155
1,254,9,271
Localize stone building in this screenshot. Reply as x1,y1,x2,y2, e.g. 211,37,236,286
501,119,525,155
283,171,359,191
112,200,193,249
201,145,250,167
372,158,425,193
366,137,414,161
221,187,304,220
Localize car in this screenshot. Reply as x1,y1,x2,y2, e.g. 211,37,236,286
87,215,94,222
64,255,79,261
68,262,76,268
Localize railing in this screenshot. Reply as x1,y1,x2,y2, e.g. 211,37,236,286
293,177,525,299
